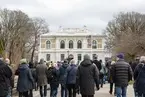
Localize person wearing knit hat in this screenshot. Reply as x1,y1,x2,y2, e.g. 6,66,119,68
112,53,133,97
116,53,124,60
17,58,34,97
20,58,27,64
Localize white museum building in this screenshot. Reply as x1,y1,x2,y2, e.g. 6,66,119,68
38,27,111,63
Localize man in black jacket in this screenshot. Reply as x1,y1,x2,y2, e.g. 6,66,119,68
112,53,133,97
92,55,102,71
0,59,12,97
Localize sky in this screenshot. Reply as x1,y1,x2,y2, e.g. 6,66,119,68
0,0,145,33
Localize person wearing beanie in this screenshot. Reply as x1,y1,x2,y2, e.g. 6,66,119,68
16,59,34,97
76,54,100,97
112,53,133,97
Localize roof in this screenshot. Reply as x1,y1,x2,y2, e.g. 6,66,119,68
41,28,105,37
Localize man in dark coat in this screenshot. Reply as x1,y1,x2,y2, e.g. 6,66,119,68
112,53,133,97
131,57,140,72
0,59,12,97
59,59,69,97
76,54,100,97
92,55,102,71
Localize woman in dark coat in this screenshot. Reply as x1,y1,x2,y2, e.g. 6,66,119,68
16,59,34,97
76,54,100,97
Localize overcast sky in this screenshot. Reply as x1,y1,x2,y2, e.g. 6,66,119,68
0,0,145,33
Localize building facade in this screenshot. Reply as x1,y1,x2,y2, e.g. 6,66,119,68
38,28,111,63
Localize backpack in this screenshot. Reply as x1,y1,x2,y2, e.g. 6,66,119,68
136,64,145,94
47,67,54,83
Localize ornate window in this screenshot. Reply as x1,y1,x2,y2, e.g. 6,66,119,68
77,40,82,49
46,54,50,61
77,54,82,61
69,40,73,49
92,40,97,49
60,40,65,49
46,40,51,49
61,54,65,61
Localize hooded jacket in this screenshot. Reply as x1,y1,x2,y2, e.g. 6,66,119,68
66,64,77,84
0,60,12,96
76,59,99,95
59,62,68,84
17,64,34,92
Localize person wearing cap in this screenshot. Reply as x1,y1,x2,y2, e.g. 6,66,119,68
112,53,133,97
134,56,145,97
76,54,100,97
16,59,34,97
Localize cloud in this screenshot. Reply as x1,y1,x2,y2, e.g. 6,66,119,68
0,0,145,33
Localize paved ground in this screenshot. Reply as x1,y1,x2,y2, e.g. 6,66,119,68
31,84,134,97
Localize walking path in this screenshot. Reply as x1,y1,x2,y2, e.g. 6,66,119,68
31,84,134,97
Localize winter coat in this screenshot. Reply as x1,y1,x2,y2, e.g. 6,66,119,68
50,67,60,89
36,63,48,86
0,60,12,96
17,64,34,92
108,64,115,83
134,63,145,93
112,59,133,87
66,64,77,84
92,60,102,71
59,63,68,84
76,59,99,95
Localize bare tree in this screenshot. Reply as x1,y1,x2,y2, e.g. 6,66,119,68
0,8,32,67
105,12,145,59
25,18,49,63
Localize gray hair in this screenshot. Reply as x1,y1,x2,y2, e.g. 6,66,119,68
70,59,75,64
84,54,90,60
40,58,44,64
140,56,145,62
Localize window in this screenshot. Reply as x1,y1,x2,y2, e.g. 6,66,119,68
60,40,65,49
46,40,51,49
78,54,82,61
46,54,50,61
92,54,97,60
92,40,97,49
77,40,82,49
69,40,73,49
61,54,65,61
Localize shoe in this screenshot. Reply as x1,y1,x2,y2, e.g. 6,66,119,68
109,91,112,94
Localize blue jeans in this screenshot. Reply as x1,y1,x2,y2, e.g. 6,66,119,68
61,84,67,97
116,86,127,97
6,87,11,97
50,87,58,97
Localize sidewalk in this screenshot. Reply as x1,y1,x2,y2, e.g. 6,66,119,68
13,83,134,97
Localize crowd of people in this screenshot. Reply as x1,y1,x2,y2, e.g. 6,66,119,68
0,53,145,97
